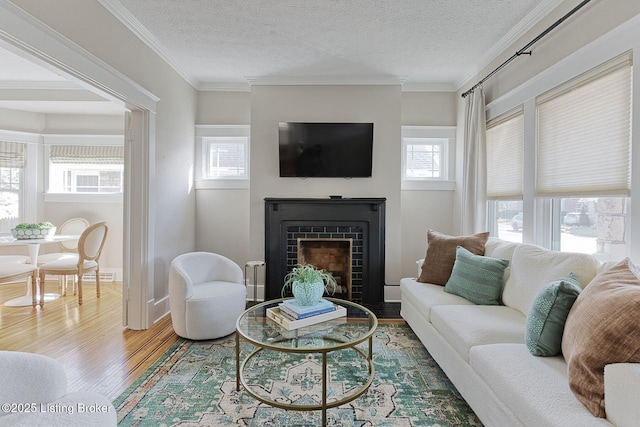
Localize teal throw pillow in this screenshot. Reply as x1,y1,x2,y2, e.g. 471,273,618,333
443,246,509,305
525,273,582,357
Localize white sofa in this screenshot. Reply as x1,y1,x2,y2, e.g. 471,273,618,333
0,350,116,426
400,238,640,427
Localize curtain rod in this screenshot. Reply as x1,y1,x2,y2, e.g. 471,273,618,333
461,0,592,98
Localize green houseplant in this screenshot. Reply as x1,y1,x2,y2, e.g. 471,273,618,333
281,264,337,306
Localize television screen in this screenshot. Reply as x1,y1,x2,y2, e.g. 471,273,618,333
278,122,373,178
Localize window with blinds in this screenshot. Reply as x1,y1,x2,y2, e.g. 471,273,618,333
0,141,25,232
486,108,524,200
48,144,124,193
536,52,632,197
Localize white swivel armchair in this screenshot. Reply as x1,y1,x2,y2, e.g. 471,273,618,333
169,252,246,340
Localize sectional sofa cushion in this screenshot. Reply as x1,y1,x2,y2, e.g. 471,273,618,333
470,344,612,427
562,258,640,418
400,278,475,322
444,246,509,305
501,244,598,316
418,230,489,285
525,273,582,357
430,305,526,362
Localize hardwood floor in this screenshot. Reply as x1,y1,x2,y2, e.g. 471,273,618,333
1,279,404,402
0,279,179,401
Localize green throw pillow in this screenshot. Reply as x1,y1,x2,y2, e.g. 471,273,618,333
525,273,582,357
443,246,509,305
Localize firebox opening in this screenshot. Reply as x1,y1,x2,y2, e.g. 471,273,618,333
297,238,353,301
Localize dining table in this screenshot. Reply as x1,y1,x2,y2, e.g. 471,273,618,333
0,234,80,307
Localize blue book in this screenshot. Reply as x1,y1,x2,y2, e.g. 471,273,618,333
282,298,333,315
279,302,336,319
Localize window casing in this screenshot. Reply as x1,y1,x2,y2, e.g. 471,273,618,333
401,126,456,191
195,125,250,189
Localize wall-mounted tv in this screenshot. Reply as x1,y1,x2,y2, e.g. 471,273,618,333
279,122,373,178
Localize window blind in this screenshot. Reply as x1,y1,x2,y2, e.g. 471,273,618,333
536,52,632,197
0,141,25,168
49,145,124,164
486,108,524,199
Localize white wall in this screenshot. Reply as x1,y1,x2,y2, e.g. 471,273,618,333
195,88,458,295
249,85,403,287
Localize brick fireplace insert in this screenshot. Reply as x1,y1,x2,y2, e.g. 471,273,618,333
264,197,385,305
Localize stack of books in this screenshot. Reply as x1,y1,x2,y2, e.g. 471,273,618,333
266,298,347,330
278,298,336,320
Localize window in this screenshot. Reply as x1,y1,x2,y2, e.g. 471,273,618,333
195,125,250,189
401,126,455,190
203,137,247,178
486,109,524,242
47,144,124,194
404,139,444,178
537,53,631,259
0,141,24,233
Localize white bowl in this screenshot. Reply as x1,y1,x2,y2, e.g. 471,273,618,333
11,227,57,240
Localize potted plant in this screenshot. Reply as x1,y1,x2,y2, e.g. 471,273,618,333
11,222,56,240
281,264,337,306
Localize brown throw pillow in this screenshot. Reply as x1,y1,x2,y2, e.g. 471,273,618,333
417,230,489,285
561,258,640,418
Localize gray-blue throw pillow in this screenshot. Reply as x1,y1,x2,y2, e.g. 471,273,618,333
525,273,582,357
443,246,509,305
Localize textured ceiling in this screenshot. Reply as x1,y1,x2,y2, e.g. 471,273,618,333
107,0,563,89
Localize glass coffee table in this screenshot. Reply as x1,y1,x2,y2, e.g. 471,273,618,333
235,297,378,426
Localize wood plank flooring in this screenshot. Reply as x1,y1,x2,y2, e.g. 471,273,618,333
0,279,179,401
0,279,404,402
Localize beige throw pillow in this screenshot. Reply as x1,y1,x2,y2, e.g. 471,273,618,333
417,230,489,285
561,258,640,418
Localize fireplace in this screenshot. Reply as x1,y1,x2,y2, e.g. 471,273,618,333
265,197,385,305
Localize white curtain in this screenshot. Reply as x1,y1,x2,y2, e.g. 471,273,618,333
460,87,487,234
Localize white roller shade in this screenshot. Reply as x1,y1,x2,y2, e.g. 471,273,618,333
536,53,632,197
486,108,524,199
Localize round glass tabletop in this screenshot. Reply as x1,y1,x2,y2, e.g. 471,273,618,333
236,297,378,353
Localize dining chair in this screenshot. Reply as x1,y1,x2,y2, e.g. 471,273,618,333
37,217,90,295
38,221,108,306
0,263,39,307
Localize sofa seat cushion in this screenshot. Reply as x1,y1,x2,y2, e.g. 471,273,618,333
430,305,525,362
400,277,474,322
470,343,611,427
502,243,599,316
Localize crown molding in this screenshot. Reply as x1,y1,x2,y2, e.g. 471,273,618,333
0,80,82,90
0,0,159,111
245,75,406,86
197,82,251,92
455,0,566,91
401,82,458,92
98,0,199,90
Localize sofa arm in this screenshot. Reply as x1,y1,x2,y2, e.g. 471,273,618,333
604,363,640,427
0,351,67,405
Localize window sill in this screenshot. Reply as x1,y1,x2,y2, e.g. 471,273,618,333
44,193,123,203
401,180,456,191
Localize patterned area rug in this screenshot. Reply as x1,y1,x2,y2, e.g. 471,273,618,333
115,323,481,426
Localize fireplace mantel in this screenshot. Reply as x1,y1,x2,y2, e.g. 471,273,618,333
264,197,386,305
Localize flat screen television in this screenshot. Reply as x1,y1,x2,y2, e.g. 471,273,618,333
279,122,373,178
